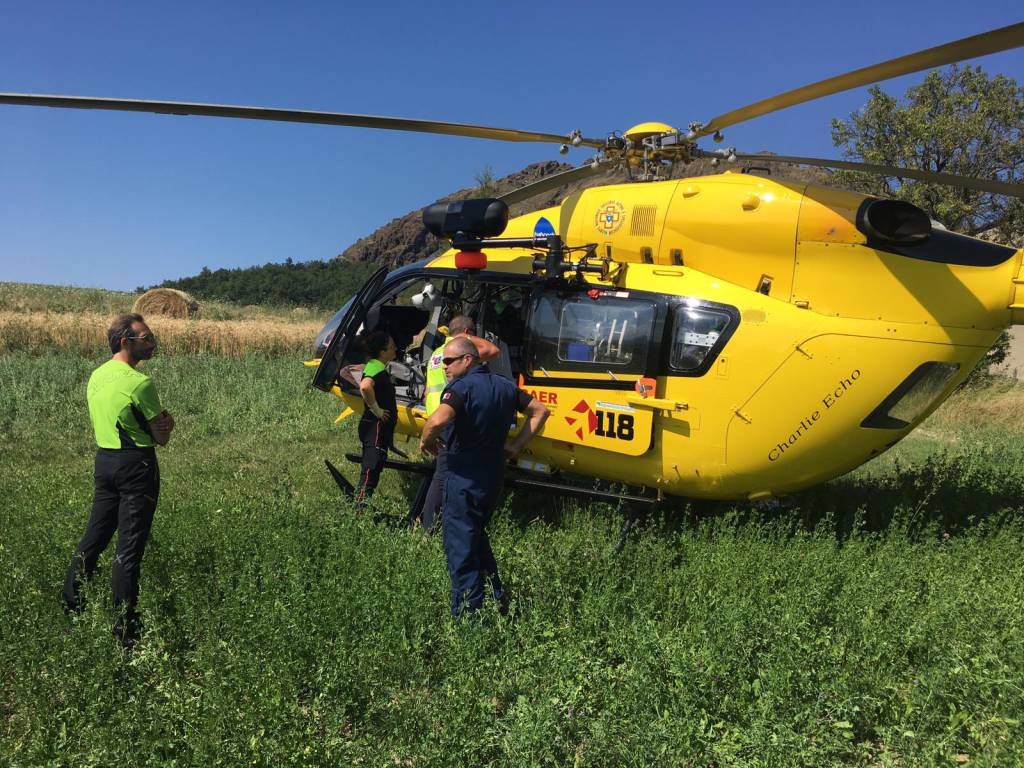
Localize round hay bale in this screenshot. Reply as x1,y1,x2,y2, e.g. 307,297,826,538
133,288,200,319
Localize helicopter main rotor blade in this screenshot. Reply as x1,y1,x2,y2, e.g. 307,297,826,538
733,153,1024,199
696,22,1024,138
499,161,612,205
0,93,606,148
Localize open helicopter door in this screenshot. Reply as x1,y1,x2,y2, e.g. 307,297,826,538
521,288,662,457
312,267,388,393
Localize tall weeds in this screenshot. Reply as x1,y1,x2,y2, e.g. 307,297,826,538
1,352,1022,763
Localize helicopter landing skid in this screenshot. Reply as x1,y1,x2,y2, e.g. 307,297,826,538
333,452,660,551
324,458,355,496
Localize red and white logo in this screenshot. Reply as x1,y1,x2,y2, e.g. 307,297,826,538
564,399,597,441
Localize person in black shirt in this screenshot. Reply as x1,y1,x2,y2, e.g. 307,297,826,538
356,331,397,504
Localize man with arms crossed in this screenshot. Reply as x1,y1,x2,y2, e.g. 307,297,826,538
63,313,174,647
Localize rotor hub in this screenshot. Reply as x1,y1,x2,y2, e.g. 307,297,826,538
602,121,698,179
623,121,678,144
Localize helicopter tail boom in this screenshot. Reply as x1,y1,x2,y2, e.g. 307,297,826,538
1012,254,1024,325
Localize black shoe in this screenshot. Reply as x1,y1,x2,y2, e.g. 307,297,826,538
497,592,511,617
114,613,143,649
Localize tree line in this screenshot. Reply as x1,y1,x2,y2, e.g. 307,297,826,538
145,258,380,311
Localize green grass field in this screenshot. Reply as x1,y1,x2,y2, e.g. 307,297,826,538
0,352,1019,765
2,347,1023,765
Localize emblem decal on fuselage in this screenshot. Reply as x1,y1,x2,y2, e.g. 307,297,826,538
595,200,626,236
533,216,556,239
565,398,635,442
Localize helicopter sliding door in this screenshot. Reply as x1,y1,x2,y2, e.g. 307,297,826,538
522,290,662,457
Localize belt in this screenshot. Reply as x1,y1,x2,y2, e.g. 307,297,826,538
97,446,156,457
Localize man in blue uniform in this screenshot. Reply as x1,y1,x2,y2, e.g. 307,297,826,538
419,336,549,618
419,315,499,531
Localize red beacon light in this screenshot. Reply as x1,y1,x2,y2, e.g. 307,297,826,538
454,250,487,270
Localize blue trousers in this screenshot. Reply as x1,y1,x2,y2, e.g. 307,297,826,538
442,460,505,618
420,447,447,532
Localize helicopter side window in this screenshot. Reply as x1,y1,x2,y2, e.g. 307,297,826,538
670,305,732,371
861,362,960,429
529,294,656,375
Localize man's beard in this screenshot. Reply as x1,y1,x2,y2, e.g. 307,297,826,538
134,346,155,361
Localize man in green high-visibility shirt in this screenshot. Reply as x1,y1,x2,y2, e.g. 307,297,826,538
62,313,175,647
419,315,498,531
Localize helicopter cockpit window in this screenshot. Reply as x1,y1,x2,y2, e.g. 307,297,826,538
670,305,732,371
529,294,656,375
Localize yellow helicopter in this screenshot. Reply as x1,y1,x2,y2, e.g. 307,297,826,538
3,22,1023,509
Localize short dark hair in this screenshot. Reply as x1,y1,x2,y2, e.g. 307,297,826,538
108,313,145,354
448,315,475,336
365,330,393,358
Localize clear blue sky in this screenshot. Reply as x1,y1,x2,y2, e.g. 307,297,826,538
1,1,1021,291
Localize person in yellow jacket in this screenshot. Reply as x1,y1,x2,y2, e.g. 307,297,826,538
419,315,498,530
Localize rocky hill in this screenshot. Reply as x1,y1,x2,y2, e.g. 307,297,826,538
338,155,827,267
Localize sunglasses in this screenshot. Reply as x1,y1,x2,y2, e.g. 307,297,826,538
442,354,475,366
125,334,157,343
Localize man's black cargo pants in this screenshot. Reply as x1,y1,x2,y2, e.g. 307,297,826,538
63,447,160,645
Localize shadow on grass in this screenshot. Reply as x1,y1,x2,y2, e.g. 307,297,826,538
325,443,1024,551
777,451,1024,539
494,450,1024,544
